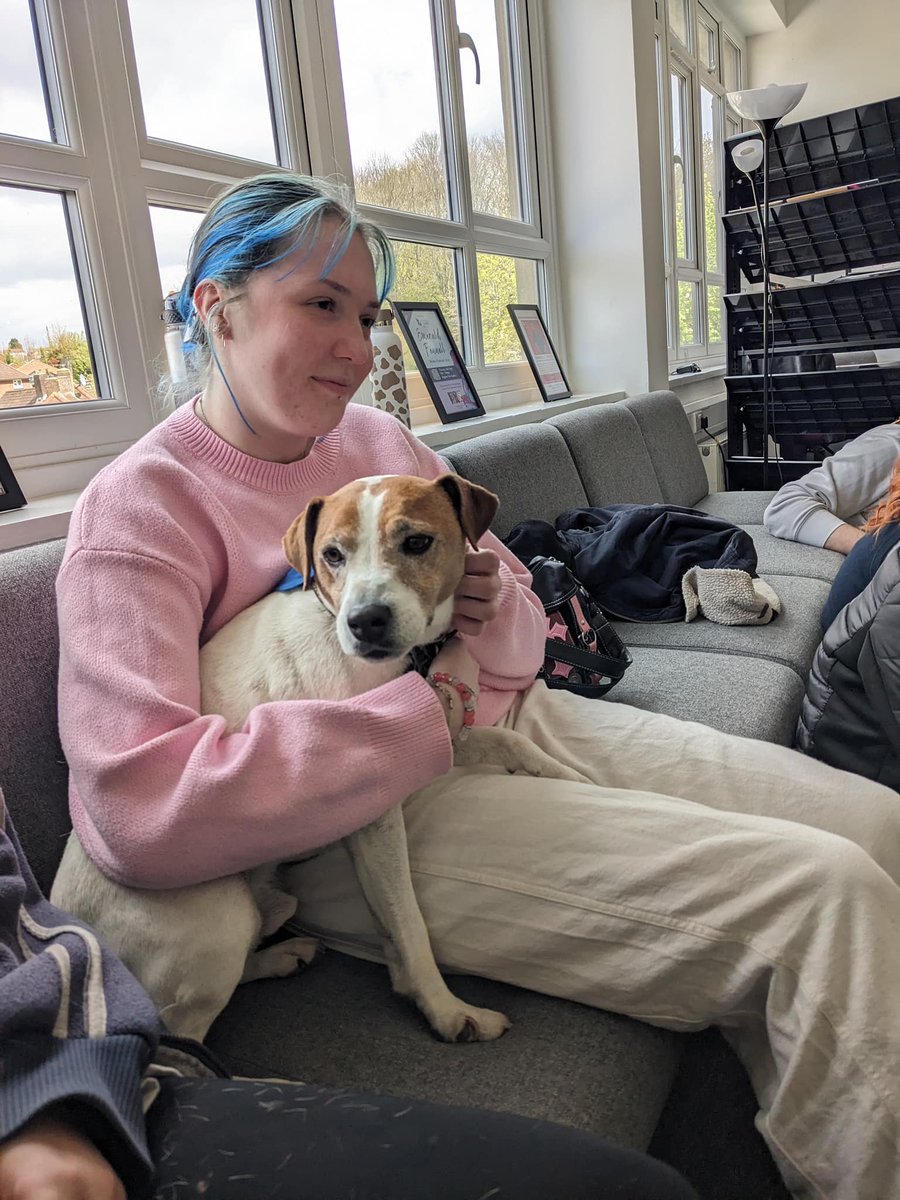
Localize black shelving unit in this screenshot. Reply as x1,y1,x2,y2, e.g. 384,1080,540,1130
723,95,900,487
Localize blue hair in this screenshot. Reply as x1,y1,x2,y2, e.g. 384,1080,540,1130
174,174,395,430
177,173,394,336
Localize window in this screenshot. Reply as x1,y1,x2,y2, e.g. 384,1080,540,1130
328,0,555,423
658,0,743,367
0,0,558,497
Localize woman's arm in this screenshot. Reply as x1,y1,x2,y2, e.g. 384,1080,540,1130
763,428,900,549
57,547,454,889
0,801,157,1196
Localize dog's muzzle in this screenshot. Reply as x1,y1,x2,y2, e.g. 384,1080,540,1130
346,603,398,659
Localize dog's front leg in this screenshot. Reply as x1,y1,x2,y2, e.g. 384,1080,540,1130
455,726,592,783
344,807,510,1043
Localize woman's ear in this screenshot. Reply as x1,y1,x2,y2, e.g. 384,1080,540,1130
192,279,226,330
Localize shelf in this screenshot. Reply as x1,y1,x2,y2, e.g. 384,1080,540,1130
726,364,900,442
724,270,900,353
724,97,900,212
723,178,900,281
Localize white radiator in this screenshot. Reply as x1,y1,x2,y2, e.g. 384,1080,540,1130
698,436,726,493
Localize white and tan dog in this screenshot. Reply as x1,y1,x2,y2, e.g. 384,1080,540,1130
52,474,585,1044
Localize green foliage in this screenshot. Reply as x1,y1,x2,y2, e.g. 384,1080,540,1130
356,130,520,362
42,324,93,381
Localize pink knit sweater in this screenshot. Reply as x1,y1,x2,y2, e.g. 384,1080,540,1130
57,402,546,888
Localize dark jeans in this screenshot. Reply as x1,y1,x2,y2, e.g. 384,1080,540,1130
147,1076,697,1200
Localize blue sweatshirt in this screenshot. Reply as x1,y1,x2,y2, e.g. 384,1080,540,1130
0,802,159,1193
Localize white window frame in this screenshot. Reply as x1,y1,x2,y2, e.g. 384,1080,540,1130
310,0,561,419
0,0,560,500
657,0,744,370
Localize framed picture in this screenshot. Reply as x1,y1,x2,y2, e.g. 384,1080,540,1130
507,304,572,402
392,302,485,425
0,444,26,513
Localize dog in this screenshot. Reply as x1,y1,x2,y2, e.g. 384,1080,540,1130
52,473,587,1044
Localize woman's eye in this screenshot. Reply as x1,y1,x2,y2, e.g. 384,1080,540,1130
321,546,345,567
403,535,434,556
314,298,336,312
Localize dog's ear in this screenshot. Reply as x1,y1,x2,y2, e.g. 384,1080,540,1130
436,474,499,546
282,498,324,590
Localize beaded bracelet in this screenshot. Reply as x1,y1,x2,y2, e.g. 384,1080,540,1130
427,671,477,741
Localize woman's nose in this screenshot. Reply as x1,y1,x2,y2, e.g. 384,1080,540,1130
335,324,374,367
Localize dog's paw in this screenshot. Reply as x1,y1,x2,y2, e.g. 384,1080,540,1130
241,936,321,984
430,1003,511,1043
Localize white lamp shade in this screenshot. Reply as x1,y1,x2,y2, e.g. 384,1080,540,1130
731,139,764,175
726,83,807,122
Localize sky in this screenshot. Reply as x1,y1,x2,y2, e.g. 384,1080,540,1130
1,0,508,349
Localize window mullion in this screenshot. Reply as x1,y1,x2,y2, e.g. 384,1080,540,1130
261,0,311,173
302,1,353,178
431,0,483,365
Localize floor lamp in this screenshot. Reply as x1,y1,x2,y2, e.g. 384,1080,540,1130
726,83,807,488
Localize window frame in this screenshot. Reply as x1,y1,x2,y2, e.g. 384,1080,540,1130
657,0,744,370
0,0,561,499
312,0,561,412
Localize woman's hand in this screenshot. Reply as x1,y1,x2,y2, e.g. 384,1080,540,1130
452,549,502,636
0,1118,125,1200
428,637,480,741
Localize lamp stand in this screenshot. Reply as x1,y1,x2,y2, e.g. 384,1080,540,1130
757,115,780,490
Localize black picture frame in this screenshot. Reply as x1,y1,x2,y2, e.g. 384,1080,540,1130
507,304,572,402
0,444,26,513
392,302,485,425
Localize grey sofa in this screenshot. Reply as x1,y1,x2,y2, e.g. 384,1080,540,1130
0,389,840,1199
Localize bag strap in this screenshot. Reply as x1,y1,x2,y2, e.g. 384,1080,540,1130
543,637,631,681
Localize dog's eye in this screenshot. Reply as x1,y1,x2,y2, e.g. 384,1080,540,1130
403,535,434,556
321,546,345,567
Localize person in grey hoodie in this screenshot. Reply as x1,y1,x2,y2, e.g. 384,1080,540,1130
763,421,900,554
0,797,695,1200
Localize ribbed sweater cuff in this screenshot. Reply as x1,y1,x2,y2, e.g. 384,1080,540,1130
362,673,453,804
799,508,846,548
0,1034,153,1194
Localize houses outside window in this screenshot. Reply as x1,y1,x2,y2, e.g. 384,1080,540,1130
656,0,744,368
1,0,557,496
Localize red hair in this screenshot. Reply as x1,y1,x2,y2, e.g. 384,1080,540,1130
865,457,900,533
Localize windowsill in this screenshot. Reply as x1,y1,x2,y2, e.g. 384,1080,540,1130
416,390,626,449
0,390,627,553
0,490,80,553
667,364,726,388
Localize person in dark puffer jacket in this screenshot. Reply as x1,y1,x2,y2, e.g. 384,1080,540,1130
798,459,900,788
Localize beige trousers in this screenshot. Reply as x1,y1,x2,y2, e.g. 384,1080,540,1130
285,684,900,1200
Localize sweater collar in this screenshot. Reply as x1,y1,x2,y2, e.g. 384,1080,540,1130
170,398,343,494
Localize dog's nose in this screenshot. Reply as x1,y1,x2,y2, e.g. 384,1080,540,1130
348,604,392,645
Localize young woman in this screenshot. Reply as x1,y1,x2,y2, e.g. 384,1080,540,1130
797,457,900,785
54,172,900,1200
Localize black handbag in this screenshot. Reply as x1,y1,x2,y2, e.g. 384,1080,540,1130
528,556,632,698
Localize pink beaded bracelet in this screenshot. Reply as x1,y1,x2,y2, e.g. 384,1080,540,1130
428,671,477,740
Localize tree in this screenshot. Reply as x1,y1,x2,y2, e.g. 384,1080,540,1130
356,130,521,365
43,324,93,381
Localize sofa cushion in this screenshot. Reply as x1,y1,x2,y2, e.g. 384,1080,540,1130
742,526,843,584
623,392,710,508
610,575,831,681
0,540,70,894
546,405,664,506
441,423,589,540
610,647,805,745
693,490,776,525
206,948,683,1151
